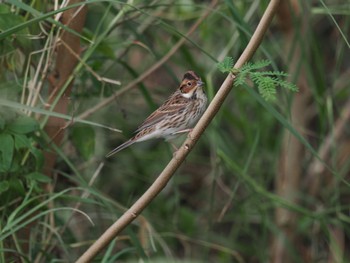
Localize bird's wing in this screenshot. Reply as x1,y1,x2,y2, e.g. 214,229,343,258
135,93,186,133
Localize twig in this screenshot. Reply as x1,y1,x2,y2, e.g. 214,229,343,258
76,0,281,262
60,40,121,86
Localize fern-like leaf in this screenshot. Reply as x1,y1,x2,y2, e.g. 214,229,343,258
234,71,248,86
276,79,299,92
260,71,289,77
219,57,297,101
240,60,271,72
253,75,276,101
216,57,234,73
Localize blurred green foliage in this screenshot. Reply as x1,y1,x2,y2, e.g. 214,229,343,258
0,0,349,262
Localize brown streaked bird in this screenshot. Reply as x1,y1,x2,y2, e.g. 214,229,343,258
106,71,208,157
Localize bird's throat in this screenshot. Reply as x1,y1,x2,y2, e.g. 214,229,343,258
181,88,196,99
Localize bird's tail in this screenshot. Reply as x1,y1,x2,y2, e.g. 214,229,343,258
105,139,135,158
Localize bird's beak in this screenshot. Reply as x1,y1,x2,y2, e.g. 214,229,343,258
197,80,204,87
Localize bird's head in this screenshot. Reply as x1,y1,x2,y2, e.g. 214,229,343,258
179,71,204,99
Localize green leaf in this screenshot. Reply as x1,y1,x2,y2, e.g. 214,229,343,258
241,60,271,72
0,5,11,14
260,71,289,77
217,57,234,73
0,180,10,194
8,178,25,196
235,60,297,101
234,71,248,86
0,80,22,100
0,133,14,171
7,115,39,134
276,79,299,92
96,39,116,59
0,10,30,55
71,126,95,160
13,133,44,169
257,77,276,101
30,148,44,170
0,107,16,122
26,172,52,183
13,133,31,150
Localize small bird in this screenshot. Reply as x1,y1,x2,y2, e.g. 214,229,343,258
106,71,208,157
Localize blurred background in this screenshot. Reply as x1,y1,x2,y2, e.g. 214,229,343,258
0,0,349,262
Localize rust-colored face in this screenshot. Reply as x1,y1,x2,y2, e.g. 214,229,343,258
179,71,204,97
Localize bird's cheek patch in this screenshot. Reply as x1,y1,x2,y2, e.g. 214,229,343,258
180,84,195,94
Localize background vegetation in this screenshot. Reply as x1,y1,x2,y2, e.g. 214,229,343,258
0,0,349,262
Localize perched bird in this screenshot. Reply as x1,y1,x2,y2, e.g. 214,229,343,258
106,71,208,157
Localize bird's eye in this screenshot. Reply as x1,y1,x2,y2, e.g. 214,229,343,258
187,82,192,86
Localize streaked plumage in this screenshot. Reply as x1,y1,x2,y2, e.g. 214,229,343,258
106,71,207,157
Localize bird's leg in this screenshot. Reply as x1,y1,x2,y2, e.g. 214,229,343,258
172,128,192,135
173,128,195,140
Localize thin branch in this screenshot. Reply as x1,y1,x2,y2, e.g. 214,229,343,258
76,0,281,262
60,40,121,86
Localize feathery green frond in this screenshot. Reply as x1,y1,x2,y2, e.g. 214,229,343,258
216,57,234,73
219,58,298,101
